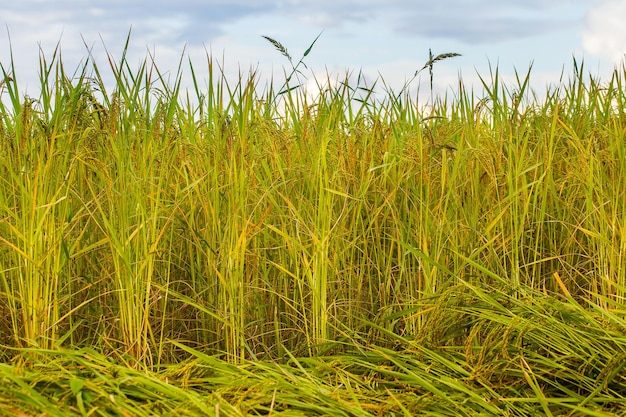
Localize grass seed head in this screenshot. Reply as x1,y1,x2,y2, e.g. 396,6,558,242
262,36,292,62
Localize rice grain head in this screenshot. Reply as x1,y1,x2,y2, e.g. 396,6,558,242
262,36,292,62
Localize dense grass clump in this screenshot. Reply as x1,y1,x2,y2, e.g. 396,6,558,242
1,38,626,415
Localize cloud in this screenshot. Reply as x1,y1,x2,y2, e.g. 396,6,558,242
582,0,626,63
391,1,584,44
3,1,274,48
0,0,606,100
396,15,573,44
1,0,276,91
1,1,592,53
270,0,587,44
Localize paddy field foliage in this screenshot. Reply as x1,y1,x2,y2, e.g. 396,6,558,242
0,36,625,415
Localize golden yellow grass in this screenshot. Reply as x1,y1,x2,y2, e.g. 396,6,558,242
0,38,625,415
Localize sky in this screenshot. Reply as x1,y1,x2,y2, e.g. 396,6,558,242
1,0,626,105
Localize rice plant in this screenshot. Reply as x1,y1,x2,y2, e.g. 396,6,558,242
0,35,625,415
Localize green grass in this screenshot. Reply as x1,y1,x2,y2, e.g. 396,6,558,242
1,36,626,415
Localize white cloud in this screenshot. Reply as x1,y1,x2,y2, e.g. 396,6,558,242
0,0,614,107
271,0,591,43
582,0,626,63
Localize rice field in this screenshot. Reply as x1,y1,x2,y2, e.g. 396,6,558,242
1,37,626,415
